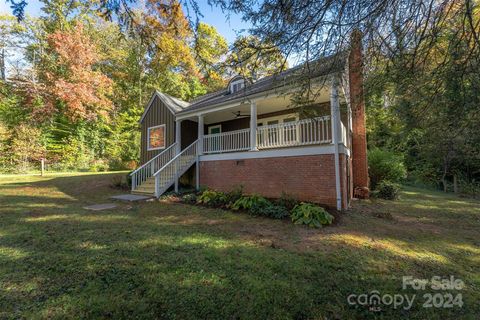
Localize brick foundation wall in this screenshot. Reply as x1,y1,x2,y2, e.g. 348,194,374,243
199,154,349,210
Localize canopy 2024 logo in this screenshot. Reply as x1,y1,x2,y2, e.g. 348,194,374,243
347,276,464,312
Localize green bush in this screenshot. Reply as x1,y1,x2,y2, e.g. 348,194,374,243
89,159,109,172
368,148,407,189
110,175,129,190
250,203,290,219
197,190,229,207
225,186,243,204
458,180,480,198
181,193,197,204
291,203,334,228
231,194,270,211
276,192,299,211
373,180,400,200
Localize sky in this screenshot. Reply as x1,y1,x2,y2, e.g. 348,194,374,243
0,0,251,45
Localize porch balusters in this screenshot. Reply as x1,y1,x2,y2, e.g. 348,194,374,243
203,129,250,154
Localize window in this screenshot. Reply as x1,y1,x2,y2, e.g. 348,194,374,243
257,114,299,126
230,80,244,93
208,125,222,135
147,125,165,151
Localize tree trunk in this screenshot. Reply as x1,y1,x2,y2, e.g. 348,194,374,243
453,175,458,194
442,157,449,192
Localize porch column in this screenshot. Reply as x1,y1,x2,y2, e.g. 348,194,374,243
198,114,204,155
330,75,342,211
174,119,181,193
196,114,204,191
175,119,182,154
250,101,258,151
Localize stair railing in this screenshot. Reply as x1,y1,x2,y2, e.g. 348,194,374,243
130,143,177,192
153,140,198,197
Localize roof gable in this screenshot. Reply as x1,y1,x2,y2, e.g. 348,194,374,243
139,91,190,123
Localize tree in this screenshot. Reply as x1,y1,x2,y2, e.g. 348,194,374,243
8,123,46,172
365,2,480,191
141,0,205,100
226,35,286,80
43,23,113,122
194,22,228,91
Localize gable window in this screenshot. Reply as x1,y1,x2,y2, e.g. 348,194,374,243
230,80,244,93
147,125,166,151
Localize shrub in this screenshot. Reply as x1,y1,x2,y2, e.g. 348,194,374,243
197,190,229,207
225,186,243,205
231,194,270,211
368,148,407,189
110,175,128,190
276,192,299,211
458,180,480,198
181,193,197,204
89,159,109,172
373,180,400,200
250,203,290,219
291,203,334,228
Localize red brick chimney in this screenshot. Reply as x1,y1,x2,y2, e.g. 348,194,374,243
349,30,369,196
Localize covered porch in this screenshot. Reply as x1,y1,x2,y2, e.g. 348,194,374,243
175,79,351,156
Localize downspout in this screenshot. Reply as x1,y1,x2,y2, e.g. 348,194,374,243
330,75,342,211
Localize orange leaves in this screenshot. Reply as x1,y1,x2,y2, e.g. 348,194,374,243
53,79,111,121
46,23,113,122
48,24,99,69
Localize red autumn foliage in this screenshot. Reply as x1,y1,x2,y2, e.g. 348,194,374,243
46,23,113,121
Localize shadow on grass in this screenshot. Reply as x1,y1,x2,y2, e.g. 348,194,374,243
0,174,479,319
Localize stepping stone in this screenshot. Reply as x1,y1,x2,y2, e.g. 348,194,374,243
110,194,153,202
83,203,117,211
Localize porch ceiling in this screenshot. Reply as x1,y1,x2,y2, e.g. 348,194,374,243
200,89,330,125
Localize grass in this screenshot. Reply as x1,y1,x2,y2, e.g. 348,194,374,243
0,172,479,319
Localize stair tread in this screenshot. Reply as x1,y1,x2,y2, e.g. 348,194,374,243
133,156,197,197
132,190,154,194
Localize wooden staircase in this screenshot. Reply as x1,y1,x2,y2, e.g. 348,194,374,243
131,177,156,195
130,140,198,198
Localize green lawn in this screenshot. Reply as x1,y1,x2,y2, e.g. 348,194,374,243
0,172,479,319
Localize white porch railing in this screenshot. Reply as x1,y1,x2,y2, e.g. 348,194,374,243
153,140,198,197
203,128,250,154
200,116,332,154
130,143,177,191
256,116,331,149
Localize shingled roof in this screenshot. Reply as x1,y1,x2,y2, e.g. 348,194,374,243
178,51,348,115
141,51,348,121
139,91,191,123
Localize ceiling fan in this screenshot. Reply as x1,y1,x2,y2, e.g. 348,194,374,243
232,111,250,119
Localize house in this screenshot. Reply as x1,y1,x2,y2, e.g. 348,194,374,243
131,33,369,210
